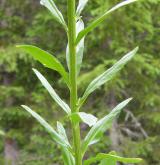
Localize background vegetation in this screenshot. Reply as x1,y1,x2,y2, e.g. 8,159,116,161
0,0,160,164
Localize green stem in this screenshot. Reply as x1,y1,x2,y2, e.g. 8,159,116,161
67,0,82,165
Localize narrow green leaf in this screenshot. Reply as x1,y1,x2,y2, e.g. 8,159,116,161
21,105,70,148
71,112,97,127
76,0,89,16
84,152,143,165
76,0,138,44
57,122,75,165
17,45,69,86
66,19,84,75
33,68,71,114
82,98,132,154
40,0,67,29
79,47,138,107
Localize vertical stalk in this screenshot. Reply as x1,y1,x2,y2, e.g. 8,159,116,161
67,0,82,164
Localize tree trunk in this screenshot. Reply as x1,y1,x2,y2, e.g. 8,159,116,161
3,72,19,165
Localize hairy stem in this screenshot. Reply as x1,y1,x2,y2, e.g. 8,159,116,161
67,0,82,164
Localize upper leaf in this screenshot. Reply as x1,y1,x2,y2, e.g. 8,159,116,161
76,0,138,44
84,152,142,165
76,0,89,16
40,0,67,29
17,45,69,86
21,105,71,148
76,19,85,75
79,47,138,107
66,19,84,75
33,68,71,114
82,98,132,154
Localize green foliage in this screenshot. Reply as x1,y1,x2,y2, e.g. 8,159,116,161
0,0,160,164
18,0,142,164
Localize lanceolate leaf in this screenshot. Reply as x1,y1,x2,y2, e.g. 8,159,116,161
33,68,71,114
79,47,138,107
57,122,69,143
82,98,132,154
84,152,142,165
40,0,67,29
17,45,69,86
76,0,89,16
21,105,71,148
76,0,138,44
66,19,84,75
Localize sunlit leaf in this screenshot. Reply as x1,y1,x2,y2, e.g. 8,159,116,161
76,0,138,44
40,0,67,29
33,68,71,114
17,45,69,86
21,105,71,148
76,0,89,16
84,152,142,165
71,112,97,127
82,98,132,154
79,47,138,107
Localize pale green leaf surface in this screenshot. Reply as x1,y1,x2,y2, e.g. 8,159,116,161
40,0,67,29
76,0,89,16
57,122,69,143
70,112,97,127
79,47,138,107
76,0,138,44
17,45,69,86
33,68,71,114
78,112,97,127
21,105,70,148
82,98,132,154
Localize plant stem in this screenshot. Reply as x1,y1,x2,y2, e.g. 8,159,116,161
67,0,82,164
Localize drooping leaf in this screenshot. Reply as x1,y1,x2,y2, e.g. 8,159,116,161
84,152,142,165
33,68,71,114
17,45,69,86
57,122,75,165
40,0,67,29
66,19,84,75
76,0,89,16
79,47,138,107
76,0,138,44
71,112,97,127
21,105,71,149
82,98,132,154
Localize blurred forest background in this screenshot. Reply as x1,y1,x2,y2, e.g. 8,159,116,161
0,0,160,164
